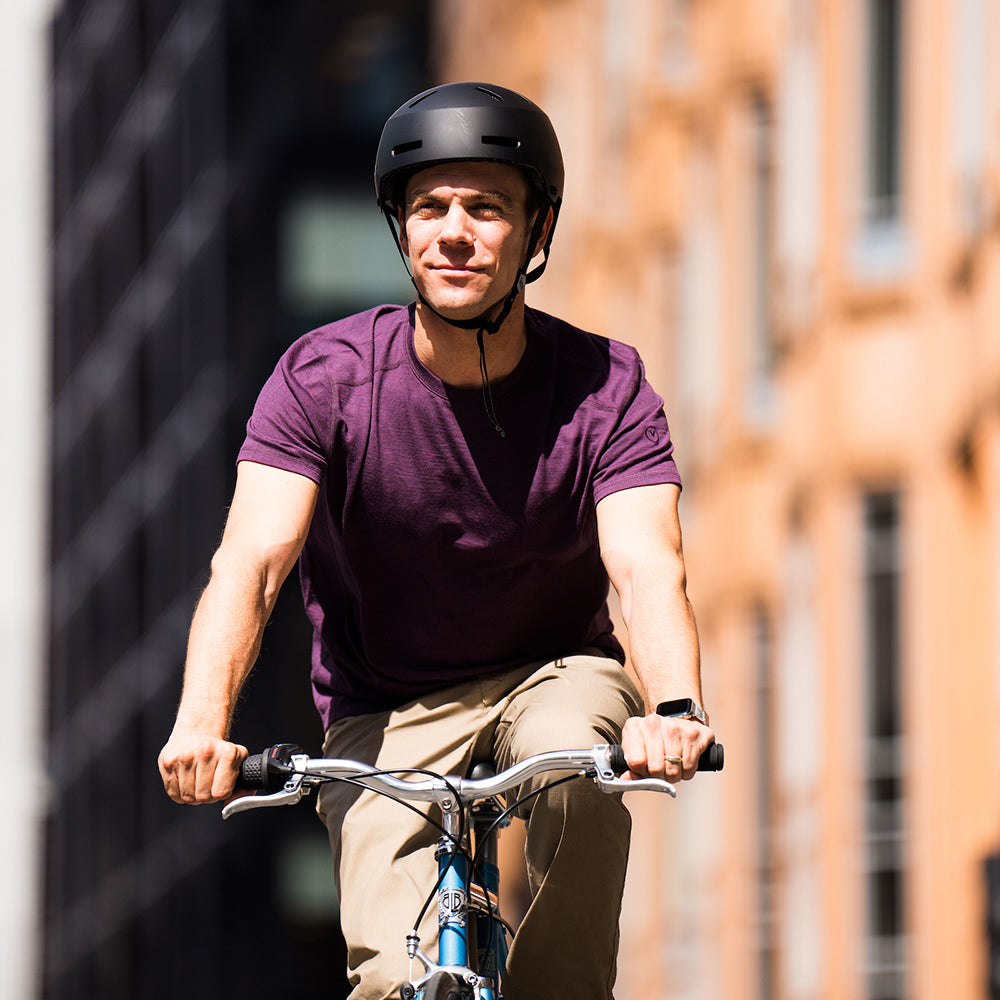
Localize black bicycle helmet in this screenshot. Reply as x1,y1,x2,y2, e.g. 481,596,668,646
375,81,564,226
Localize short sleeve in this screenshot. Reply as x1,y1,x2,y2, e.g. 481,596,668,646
237,337,335,483
591,351,682,504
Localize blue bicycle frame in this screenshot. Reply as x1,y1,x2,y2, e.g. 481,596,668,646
410,795,509,999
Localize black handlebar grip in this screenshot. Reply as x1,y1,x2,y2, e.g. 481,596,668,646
697,742,724,771
236,752,266,790
235,744,306,792
608,744,630,775
607,742,724,775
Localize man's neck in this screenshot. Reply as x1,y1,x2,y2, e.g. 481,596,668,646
412,299,528,389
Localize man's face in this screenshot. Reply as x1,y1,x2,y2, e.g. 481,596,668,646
400,161,536,324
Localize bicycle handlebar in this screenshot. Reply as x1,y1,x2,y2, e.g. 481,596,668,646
237,740,723,793
223,740,723,820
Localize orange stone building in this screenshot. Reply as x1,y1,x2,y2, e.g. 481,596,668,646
436,2,1000,999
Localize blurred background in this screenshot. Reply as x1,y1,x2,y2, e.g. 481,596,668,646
3,0,999,998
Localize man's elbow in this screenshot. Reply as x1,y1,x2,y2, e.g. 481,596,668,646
207,540,290,610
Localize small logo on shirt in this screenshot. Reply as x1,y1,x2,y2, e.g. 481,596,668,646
644,427,659,443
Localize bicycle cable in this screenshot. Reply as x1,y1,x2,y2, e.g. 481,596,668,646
466,770,586,977
293,760,590,981
290,766,465,846
288,764,471,949
405,769,585,961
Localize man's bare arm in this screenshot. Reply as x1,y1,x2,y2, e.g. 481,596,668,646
596,483,714,781
158,461,319,804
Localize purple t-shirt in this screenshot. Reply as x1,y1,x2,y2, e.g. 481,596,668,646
239,303,681,727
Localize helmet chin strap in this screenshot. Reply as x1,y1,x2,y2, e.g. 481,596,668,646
417,265,531,439
386,208,551,438
416,268,525,335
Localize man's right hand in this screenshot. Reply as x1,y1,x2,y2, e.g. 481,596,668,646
158,733,248,804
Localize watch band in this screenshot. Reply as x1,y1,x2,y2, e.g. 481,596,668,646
655,697,708,725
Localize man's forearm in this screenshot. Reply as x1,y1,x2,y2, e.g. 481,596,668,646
623,573,703,713
170,557,270,738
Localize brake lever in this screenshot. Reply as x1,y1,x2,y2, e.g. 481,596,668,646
222,771,309,819
591,744,676,797
594,774,676,796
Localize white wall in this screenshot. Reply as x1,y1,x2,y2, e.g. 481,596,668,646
0,1,56,996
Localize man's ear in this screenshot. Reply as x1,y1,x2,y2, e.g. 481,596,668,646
397,207,409,255
531,206,555,259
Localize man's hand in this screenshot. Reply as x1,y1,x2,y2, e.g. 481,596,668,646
620,713,715,782
158,732,248,804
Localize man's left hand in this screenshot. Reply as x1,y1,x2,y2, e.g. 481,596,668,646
620,713,715,782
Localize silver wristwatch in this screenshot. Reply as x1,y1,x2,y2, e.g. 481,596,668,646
655,697,708,725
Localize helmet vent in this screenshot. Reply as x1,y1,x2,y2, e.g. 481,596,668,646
392,139,423,157
475,85,505,102
482,135,520,149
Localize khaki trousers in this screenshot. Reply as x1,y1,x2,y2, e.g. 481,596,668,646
317,651,644,1000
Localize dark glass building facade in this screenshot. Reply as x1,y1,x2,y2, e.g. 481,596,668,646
46,3,426,997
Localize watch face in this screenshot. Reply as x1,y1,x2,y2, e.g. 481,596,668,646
656,698,698,718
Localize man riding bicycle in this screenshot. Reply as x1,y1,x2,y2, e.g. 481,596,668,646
158,81,715,1000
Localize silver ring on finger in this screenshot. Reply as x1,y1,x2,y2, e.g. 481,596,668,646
665,755,683,765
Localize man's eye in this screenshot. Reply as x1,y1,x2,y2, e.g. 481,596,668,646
472,201,504,217
411,201,439,216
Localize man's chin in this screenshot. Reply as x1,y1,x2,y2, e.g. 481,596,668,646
416,293,502,326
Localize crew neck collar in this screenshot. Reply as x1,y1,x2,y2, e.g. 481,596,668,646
404,302,537,403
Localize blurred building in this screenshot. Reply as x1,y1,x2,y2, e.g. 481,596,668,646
45,2,424,997
37,1,1000,999
436,1,1000,999
1,3,57,999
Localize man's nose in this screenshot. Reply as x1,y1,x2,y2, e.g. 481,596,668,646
437,202,474,246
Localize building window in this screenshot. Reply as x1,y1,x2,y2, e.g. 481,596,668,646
862,492,906,1000
951,0,989,235
601,0,630,181
853,0,910,278
754,606,776,1000
660,0,694,84
864,0,903,225
777,530,824,997
745,93,775,427
986,852,1000,1000
677,146,722,457
776,0,821,332
279,189,413,337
